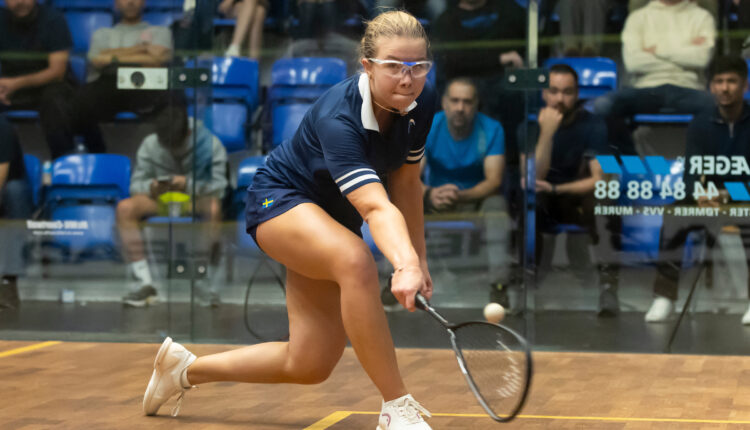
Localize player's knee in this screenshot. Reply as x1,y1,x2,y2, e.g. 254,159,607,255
287,359,337,385
335,241,377,286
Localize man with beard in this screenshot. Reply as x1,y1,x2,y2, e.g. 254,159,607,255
419,77,510,306
646,56,750,324
72,0,173,153
521,64,620,316
0,0,76,159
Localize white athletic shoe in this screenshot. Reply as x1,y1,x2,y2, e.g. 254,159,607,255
143,337,196,416
377,394,432,429
645,296,675,323
224,44,240,57
742,305,750,325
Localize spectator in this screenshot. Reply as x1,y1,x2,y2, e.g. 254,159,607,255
431,0,526,186
522,64,620,316
420,77,509,305
645,56,750,323
0,0,77,159
558,0,611,56
118,98,228,307
0,115,33,310
221,0,268,58
593,0,716,119
630,0,718,23
73,0,173,153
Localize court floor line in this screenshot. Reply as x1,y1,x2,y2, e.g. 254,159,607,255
0,341,61,358
306,410,750,428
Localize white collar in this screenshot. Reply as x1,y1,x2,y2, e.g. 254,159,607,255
358,73,418,132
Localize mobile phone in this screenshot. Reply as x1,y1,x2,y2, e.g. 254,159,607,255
157,175,171,184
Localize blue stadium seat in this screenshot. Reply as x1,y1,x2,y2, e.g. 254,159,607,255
206,102,248,153
269,57,347,104
64,11,113,53
42,154,130,261
211,56,260,110
23,154,42,208
632,114,693,124
143,0,182,10
143,10,182,26
69,55,87,84
544,57,617,100
271,103,311,148
53,0,112,10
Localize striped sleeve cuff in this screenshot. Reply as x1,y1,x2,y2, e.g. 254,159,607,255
406,145,425,164
335,168,381,194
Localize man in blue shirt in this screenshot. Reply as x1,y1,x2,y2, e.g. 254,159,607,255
521,64,620,316
646,55,750,324
420,77,509,306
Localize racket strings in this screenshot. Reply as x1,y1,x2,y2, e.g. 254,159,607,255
454,323,529,418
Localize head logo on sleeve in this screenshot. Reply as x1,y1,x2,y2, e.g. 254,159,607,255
262,198,274,208
408,118,416,134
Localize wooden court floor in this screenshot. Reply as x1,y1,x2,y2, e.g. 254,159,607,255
2,340,750,429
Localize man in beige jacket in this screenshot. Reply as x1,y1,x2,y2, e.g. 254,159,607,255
593,0,716,118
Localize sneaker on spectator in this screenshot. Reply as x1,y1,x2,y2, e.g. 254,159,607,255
123,285,159,307
597,284,619,318
644,296,674,323
143,337,196,416
194,279,220,308
0,277,20,310
742,305,750,325
489,282,510,309
378,394,432,429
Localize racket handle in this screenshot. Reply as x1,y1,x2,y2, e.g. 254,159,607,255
415,293,429,310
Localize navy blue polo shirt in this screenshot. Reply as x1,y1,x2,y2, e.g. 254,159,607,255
246,73,436,235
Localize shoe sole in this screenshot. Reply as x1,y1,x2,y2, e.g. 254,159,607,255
123,296,159,308
143,337,173,415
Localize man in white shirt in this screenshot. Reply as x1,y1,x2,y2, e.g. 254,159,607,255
593,0,715,118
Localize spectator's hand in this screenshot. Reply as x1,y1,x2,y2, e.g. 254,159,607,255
499,51,524,69
643,45,657,54
429,184,459,211
170,175,187,192
0,78,20,105
535,179,554,193
538,107,563,135
390,265,428,312
691,36,706,46
149,179,170,198
697,189,729,207
218,0,233,16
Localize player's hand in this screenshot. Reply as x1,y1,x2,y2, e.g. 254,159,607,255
170,175,187,191
499,50,524,68
391,265,428,312
419,258,433,301
538,107,563,135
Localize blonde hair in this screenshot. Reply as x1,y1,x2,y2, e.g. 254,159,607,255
360,10,430,59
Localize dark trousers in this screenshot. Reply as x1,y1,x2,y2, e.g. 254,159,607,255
593,84,715,118
8,82,76,159
652,208,750,301
74,73,170,154
0,179,33,276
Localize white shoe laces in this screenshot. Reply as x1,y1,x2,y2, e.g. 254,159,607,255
395,397,431,424
170,386,195,417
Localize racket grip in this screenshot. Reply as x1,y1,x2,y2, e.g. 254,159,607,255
415,293,429,310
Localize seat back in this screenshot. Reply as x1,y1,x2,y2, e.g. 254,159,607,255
211,56,260,110
49,153,131,202
271,103,312,148
544,57,617,100
143,11,181,26
23,154,42,208
269,57,347,104
206,103,248,153
64,11,114,53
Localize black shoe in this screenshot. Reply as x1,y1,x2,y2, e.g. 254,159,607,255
489,283,510,309
381,277,399,310
122,285,159,307
0,276,20,310
598,285,619,317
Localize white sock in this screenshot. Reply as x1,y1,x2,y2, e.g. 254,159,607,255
180,367,192,388
130,259,153,286
225,44,240,57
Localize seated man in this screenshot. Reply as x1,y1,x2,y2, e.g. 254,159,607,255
522,64,619,316
0,115,33,310
421,77,509,305
594,0,715,119
117,96,228,307
73,0,173,153
646,56,750,323
0,0,77,159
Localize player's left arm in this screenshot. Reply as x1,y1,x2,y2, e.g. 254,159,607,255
457,154,504,203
